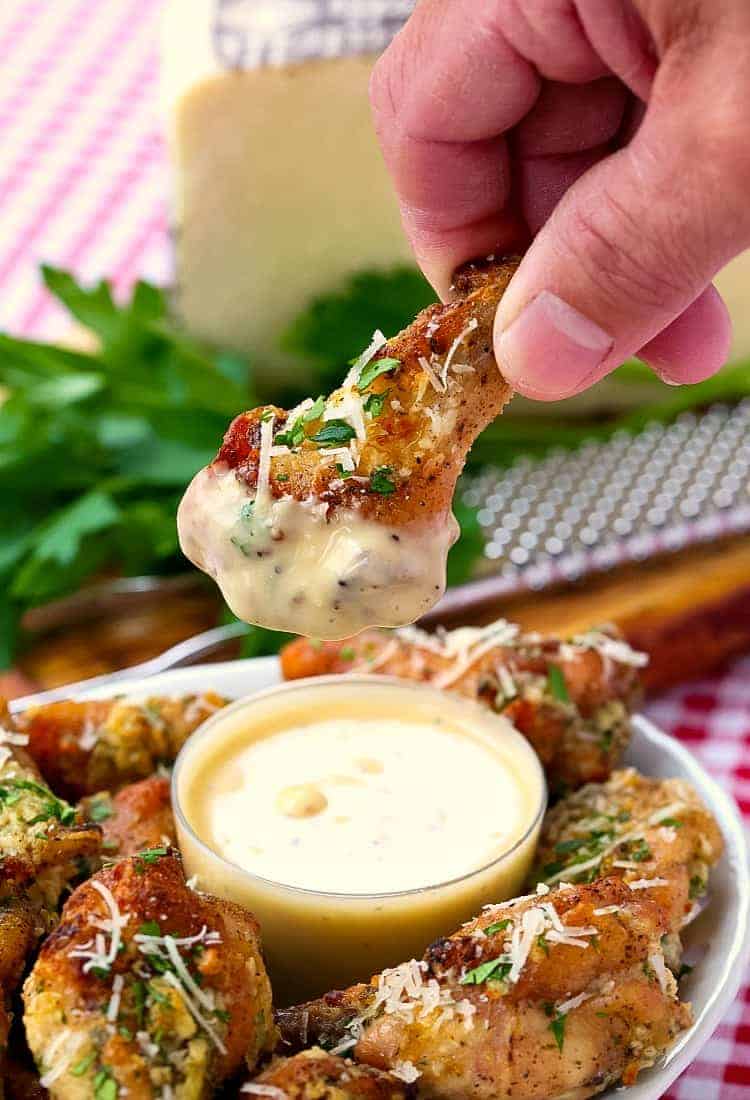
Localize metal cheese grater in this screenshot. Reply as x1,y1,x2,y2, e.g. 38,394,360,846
456,401,750,601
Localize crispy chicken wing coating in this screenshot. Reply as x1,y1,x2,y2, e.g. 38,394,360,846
16,694,226,801
178,259,518,638
238,1049,413,1100
277,879,689,1099
281,621,645,792
23,851,276,1099
531,768,724,939
81,777,176,862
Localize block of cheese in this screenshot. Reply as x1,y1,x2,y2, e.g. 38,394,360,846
162,0,416,380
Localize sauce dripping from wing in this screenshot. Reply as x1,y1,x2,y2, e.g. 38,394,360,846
178,257,518,638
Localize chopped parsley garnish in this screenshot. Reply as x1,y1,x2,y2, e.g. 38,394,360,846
547,665,570,703
369,466,396,495
627,838,652,863
460,957,511,985
134,847,168,872
276,473,289,482
148,982,169,1005
600,728,614,752
310,420,357,447
484,918,511,936
93,1067,117,1100
230,536,253,558
357,356,400,393
0,779,77,826
363,390,389,417
71,1052,96,1077
133,980,147,1026
239,501,255,520
555,837,589,855
660,817,683,828
139,920,161,936
678,963,694,981
214,1007,231,1022
275,396,328,448
88,798,113,823
335,463,353,479
260,409,274,422
549,1012,566,1052
537,934,550,956
689,874,706,899
340,647,356,661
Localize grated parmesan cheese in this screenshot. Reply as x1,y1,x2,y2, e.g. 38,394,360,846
648,952,672,995
441,317,478,387
0,726,29,746
349,330,387,379
38,1030,86,1088
392,1061,421,1084
593,905,622,916
255,414,275,509
555,990,591,1015
417,355,446,393
162,970,227,1054
69,879,131,975
241,1086,288,1099
628,878,669,891
107,973,124,1023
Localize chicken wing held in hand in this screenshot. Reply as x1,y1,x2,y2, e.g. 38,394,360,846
23,850,276,1099
178,258,519,639
277,879,689,1100
281,621,646,792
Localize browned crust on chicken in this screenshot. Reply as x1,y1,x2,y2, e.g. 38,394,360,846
16,693,226,801
23,851,276,1098
276,986,374,1057
81,776,176,861
213,257,518,525
277,879,689,1099
531,768,724,934
280,624,643,791
240,1049,413,1100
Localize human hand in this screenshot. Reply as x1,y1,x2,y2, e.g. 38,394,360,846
370,0,750,399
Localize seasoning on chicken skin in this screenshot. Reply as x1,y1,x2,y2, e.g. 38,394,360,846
178,259,518,639
531,768,724,941
15,693,226,801
278,879,689,1100
23,850,276,1099
238,1049,414,1100
0,728,100,924
81,776,176,861
281,621,646,792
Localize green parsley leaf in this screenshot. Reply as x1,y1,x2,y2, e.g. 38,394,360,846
340,647,356,661
88,798,113,823
139,920,161,936
310,420,357,447
547,665,570,703
549,1013,566,1052
93,1068,117,1100
71,1051,96,1077
484,919,511,936
677,963,694,981
357,356,400,393
363,389,389,417
460,957,511,985
369,466,396,495
335,463,353,479
135,846,168,872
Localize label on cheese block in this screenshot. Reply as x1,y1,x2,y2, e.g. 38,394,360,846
162,1,418,380
213,0,415,68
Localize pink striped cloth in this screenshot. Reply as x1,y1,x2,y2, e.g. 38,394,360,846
0,4,748,1096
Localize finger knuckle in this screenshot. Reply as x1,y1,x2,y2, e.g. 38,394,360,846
561,187,689,312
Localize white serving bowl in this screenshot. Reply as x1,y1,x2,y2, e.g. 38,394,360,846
17,656,750,1100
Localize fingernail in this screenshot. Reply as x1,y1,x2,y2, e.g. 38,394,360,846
496,291,614,399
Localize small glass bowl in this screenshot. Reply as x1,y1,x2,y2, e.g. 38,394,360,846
172,675,546,1005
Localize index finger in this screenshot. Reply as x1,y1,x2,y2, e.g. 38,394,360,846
370,0,606,295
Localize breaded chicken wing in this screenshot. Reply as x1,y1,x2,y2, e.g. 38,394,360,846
531,768,724,938
0,735,99,923
178,259,518,639
277,879,689,1100
238,1049,413,1100
23,851,276,1099
16,694,225,801
81,776,176,862
281,621,646,792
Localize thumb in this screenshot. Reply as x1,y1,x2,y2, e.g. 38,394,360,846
495,88,749,398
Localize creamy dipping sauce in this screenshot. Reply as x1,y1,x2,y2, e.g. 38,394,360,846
190,715,532,894
174,678,546,1003
177,465,457,639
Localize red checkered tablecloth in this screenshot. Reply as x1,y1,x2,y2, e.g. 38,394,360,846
0,3,748,1095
